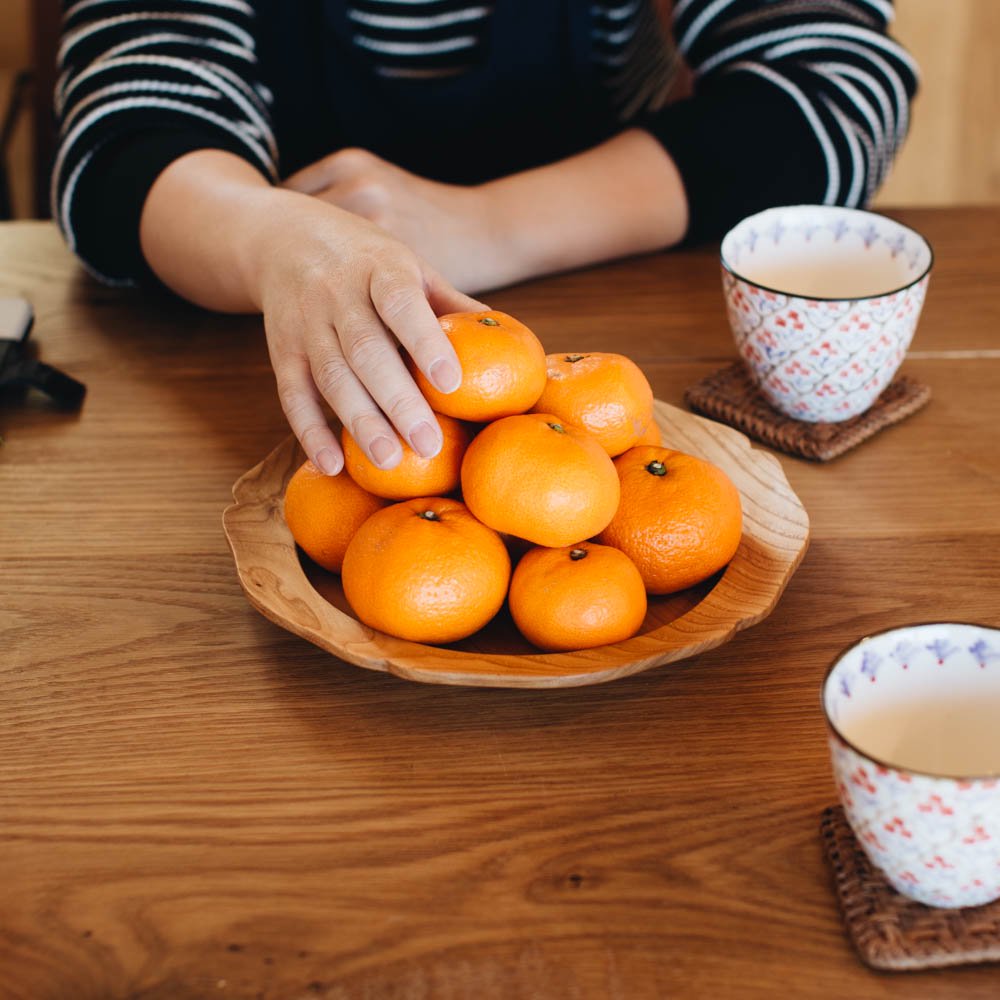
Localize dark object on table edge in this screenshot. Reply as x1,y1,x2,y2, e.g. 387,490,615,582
0,297,86,410
685,362,930,461
820,805,1000,971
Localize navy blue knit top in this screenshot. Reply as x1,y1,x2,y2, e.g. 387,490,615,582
54,0,918,284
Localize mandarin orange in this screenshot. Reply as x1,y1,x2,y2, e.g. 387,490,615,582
460,412,620,548
531,352,653,455
598,446,742,594
509,542,647,651
341,412,471,500
283,460,388,573
341,497,511,644
411,311,546,421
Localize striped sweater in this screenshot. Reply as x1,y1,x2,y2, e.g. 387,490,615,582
55,0,918,284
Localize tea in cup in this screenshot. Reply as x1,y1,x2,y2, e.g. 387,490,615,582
822,623,1000,908
721,205,933,423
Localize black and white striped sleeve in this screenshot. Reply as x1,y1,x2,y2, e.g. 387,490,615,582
54,0,277,284
643,0,918,243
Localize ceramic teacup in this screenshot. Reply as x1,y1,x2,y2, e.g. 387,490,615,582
721,205,933,423
822,623,1000,908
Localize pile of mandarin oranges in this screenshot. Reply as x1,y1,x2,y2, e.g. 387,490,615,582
283,311,743,652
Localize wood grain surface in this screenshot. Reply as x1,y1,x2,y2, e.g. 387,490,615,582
2,212,1000,999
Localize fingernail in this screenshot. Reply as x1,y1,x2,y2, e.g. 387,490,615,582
369,435,400,469
409,421,441,459
429,358,462,394
315,447,342,476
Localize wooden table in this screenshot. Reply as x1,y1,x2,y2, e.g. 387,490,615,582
2,210,998,998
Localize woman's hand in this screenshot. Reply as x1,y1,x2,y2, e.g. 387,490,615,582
140,150,485,476
246,189,489,474
283,149,508,294
283,131,689,294
140,131,687,475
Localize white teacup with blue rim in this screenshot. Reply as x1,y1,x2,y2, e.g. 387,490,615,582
823,623,1000,908
721,205,933,423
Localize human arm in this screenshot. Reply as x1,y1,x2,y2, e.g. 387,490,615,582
284,129,689,294
647,0,920,243
286,0,917,289
139,148,480,474
53,0,279,283
54,1,480,474
642,0,918,241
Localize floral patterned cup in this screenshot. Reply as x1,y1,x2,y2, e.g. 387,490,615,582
721,205,933,423
822,623,1000,908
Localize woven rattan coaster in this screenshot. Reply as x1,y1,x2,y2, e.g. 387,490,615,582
684,363,931,461
820,806,1000,971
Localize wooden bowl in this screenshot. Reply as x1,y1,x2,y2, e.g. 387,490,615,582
223,401,809,688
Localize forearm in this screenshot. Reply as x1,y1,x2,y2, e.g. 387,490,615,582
656,0,918,241
139,149,282,313
56,1,276,285
480,129,688,286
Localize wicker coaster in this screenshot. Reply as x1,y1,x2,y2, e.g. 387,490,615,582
684,363,931,461
820,806,1000,971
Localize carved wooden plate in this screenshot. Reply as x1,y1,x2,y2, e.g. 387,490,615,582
223,401,810,688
